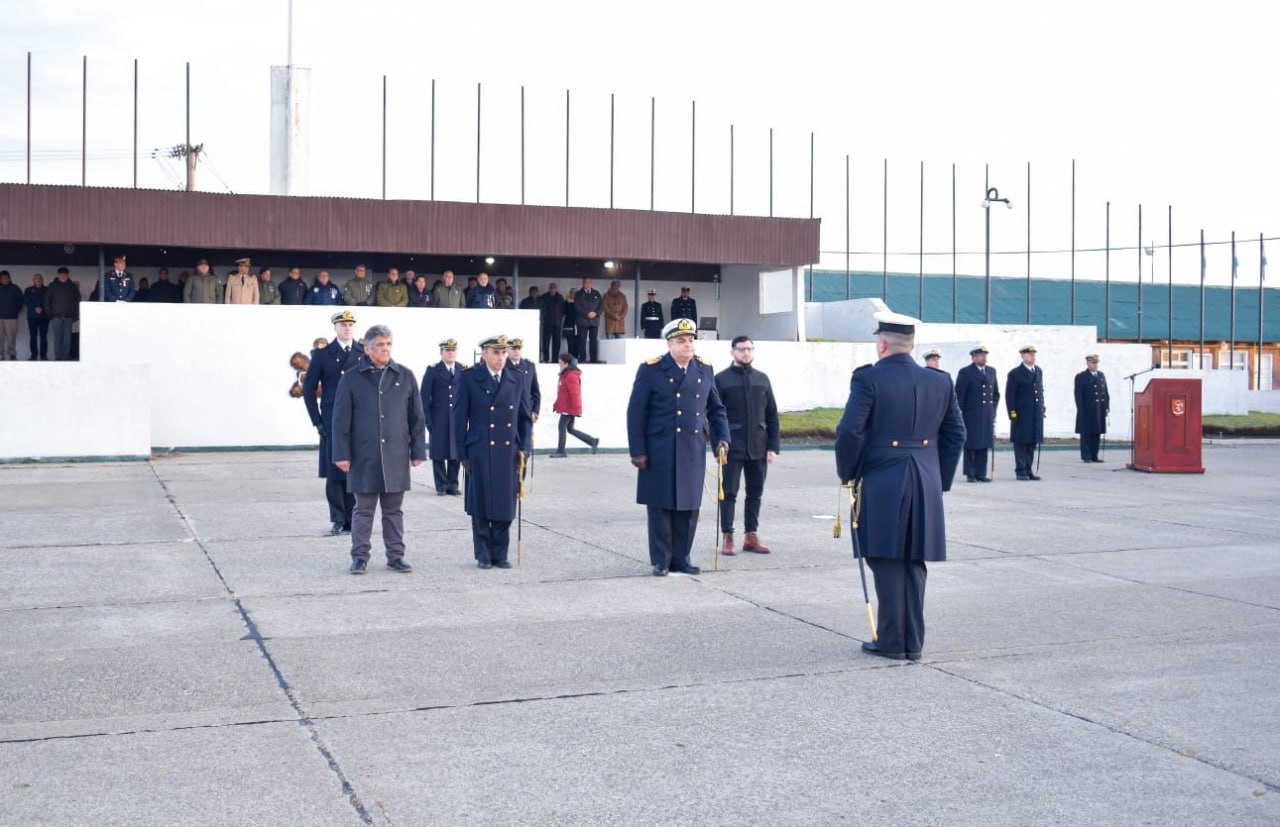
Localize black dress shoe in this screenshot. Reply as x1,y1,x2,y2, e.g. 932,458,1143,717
672,564,701,575
447,488,462,496
590,438,600,455
1016,474,1030,481
861,640,906,660
905,651,922,662
477,561,493,570
977,477,992,482
350,559,368,575
342,524,351,533
387,559,413,573
966,476,977,483
652,566,668,577
494,560,513,569
436,490,446,496
329,522,344,536
1091,458,1104,463
1027,473,1041,481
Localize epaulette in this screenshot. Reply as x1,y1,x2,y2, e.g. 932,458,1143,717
853,363,873,374
696,355,711,366
646,356,662,365
430,362,439,369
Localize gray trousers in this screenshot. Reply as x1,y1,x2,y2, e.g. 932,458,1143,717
350,491,406,562
0,319,17,358
50,318,74,360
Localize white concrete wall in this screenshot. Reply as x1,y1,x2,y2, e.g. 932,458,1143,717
1136,369,1252,415
1244,390,1280,413
718,265,801,342
80,303,539,449
0,364,150,461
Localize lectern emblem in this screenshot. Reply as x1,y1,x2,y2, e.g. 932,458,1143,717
1170,397,1186,417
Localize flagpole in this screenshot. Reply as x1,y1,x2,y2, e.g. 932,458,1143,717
1199,231,1206,367
1260,234,1267,390
1230,232,1237,371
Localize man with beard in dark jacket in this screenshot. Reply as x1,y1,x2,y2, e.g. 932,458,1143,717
44,268,81,361
332,324,427,575
715,336,781,555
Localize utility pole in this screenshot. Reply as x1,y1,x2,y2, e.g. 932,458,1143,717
169,143,204,191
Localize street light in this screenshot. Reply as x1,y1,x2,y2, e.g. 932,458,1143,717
983,186,1013,324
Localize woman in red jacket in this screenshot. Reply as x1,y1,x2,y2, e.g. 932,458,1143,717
551,353,599,456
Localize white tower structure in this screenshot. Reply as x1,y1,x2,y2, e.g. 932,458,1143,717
269,0,309,195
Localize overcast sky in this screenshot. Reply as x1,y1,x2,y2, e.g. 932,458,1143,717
1,0,1275,284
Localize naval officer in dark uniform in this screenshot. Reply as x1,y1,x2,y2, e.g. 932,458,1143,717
1074,354,1110,462
627,317,730,576
1006,345,1045,480
835,311,965,661
506,338,541,422
954,345,1000,482
454,335,533,569
670,287,698,323
421,338,463,495
640,289,664,339
303,309,365,534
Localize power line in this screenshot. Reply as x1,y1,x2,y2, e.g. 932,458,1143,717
819,234,1280,259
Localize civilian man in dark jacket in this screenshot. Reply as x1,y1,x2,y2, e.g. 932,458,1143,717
627,318,731,577
23,274,49,360
573,277,604,362
715,336,780,555
0,271,23,360
44,268,81,361
332,324,426,575
421,338,463,495
149,268,184,303
465,272,496,308
303,310,366,535
278,267,309,305
538,282,566,362
1074,354,1109,462
454,335,534,569
835,311,965,661
1006,345,1045,480
954,345,1000,482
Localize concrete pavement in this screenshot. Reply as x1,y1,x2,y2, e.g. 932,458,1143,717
1,445,1277,824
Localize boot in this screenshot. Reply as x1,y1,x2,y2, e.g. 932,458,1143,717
721,533,737,556
743,532,771,553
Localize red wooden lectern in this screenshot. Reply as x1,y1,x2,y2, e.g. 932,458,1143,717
1129,378,1205,473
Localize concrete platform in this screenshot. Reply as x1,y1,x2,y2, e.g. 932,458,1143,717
0,445,1277,824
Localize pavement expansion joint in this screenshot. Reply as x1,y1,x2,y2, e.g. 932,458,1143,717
1036,554,1280,614
928,662,1280,794
149,463,377,826
0,716,299,746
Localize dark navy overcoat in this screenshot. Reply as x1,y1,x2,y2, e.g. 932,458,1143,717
454,366,533,521
1074,370,1110,434
421,361,461,461
954,363,1000,450
1005,364,1045,444
626,353,730,511
330,359,427,494
506,356,542,418
303,339,364,479
834,353,965,562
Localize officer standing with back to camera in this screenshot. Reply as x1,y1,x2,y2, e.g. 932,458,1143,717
421,338,464,496
1074,354,1110,462
627,317,730,577
640,289,665,339
454,335,534,569
303,310,365,534
1006,345,1045,480
835,311,965,661
955,345,1000,482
